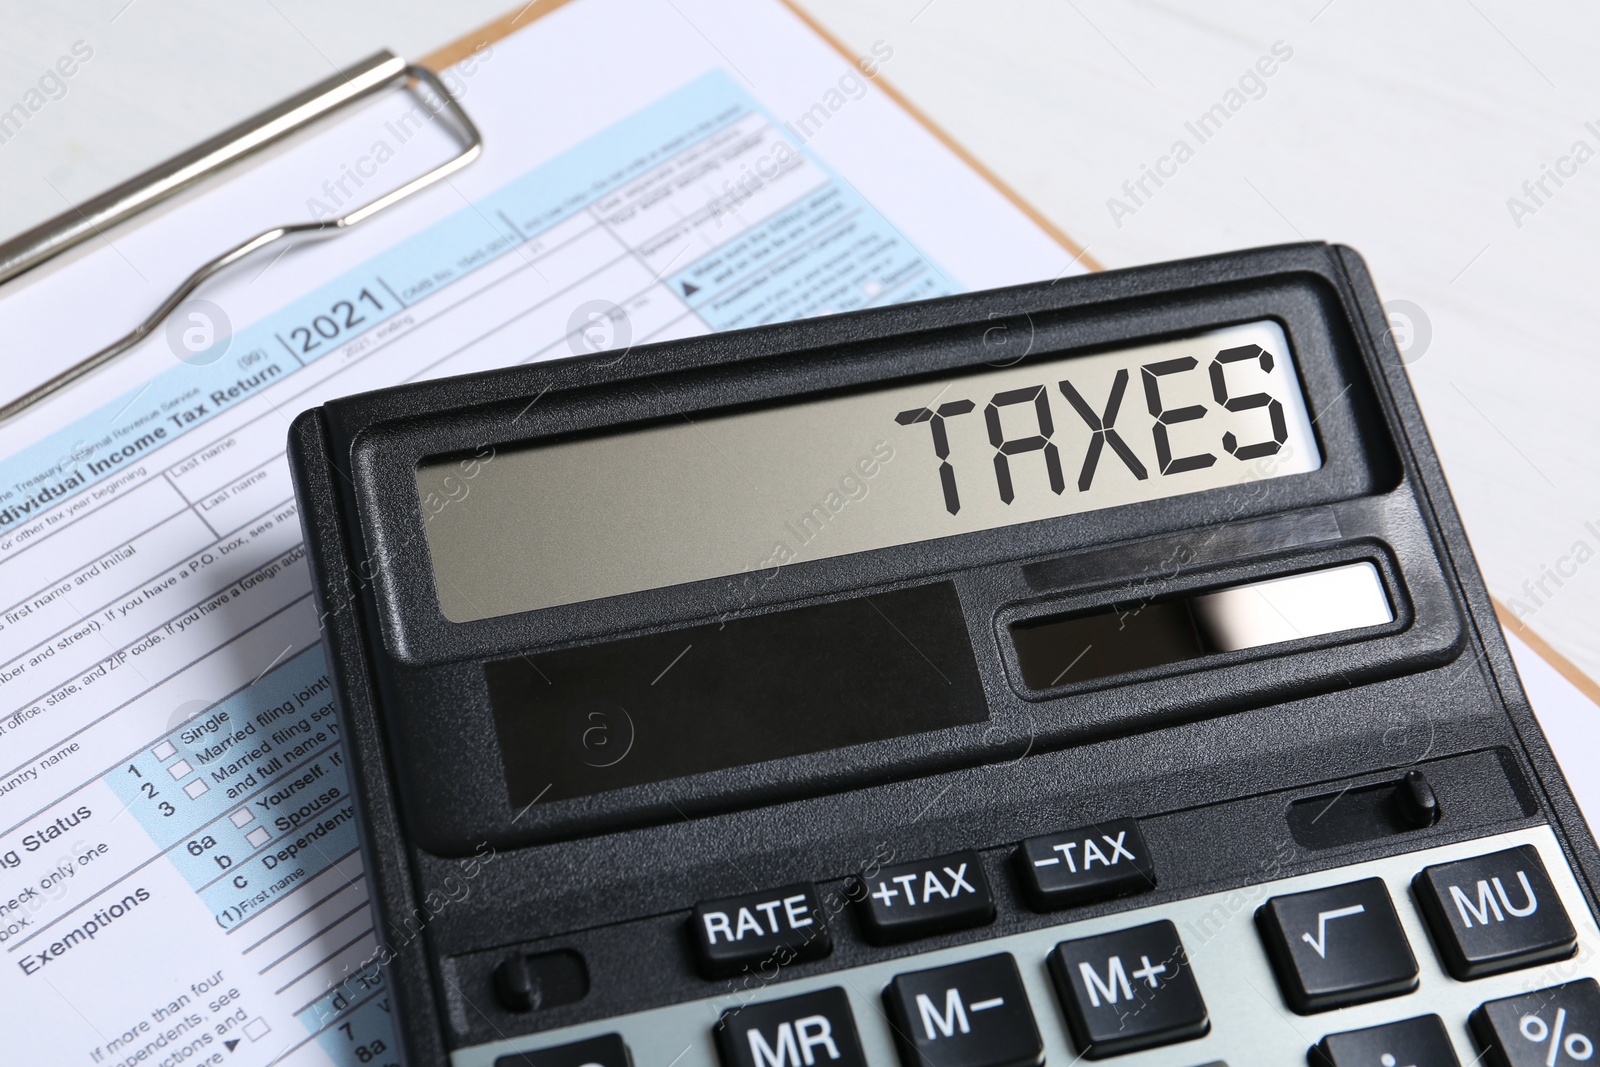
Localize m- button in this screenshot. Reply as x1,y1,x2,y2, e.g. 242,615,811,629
1414,845,1576,980
883,953,1043,1067
1257,877,1418,1014
1015,818,1156,911
857,849,995,944
690,883,831,980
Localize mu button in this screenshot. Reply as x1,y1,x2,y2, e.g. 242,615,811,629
716,988,866,1067
1049,919,1209,1058
1257,877,1418,1014
857,849,995,944
883,953,1043,1067
690,884,831,980
1414,845,1576,980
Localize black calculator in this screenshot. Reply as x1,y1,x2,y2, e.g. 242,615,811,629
288,243,1600,1067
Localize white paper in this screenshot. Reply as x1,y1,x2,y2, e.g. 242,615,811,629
0,2,1084,1064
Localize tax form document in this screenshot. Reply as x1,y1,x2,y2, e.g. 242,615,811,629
0,2,1084,1064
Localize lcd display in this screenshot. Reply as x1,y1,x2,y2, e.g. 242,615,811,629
417,321,1321,622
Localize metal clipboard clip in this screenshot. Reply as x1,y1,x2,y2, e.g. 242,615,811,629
0,50,482,422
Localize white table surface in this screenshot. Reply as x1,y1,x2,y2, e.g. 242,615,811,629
2,0,1597,683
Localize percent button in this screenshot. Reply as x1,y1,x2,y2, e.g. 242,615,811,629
1471,978,1600,1067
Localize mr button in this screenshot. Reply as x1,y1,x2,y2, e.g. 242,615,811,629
1257,877,1418,1014
691,884,831,980
1015,818,1156,911
857,850,995,944
1414,846,1576,980
717,988,866,1067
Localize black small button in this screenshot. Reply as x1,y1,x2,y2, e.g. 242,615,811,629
857,849,994,944
1395,769,1441,829
690,883,831,979
1414,846,1577,980
883,953,1043,1067
1015,818,1155,911
1256,876,1418,1014
494,1034,631,1067
1471,979,1600,1067
1048,918,1209,1058
1312,1015,1461,1067
716,988,866,1067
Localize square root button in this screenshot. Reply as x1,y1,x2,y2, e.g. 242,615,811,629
690,883,831,980
883,953,1043,1067
716,988,866,1067
1015,818,1156,911
1414,845,1576,980
857,849,994,944
1256,876,1418,1014
1048,919,1209,1058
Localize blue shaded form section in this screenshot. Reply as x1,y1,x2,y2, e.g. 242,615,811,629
669,182,951,331
104,647,353,928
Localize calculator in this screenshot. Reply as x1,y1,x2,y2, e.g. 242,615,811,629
287,243,1600,1067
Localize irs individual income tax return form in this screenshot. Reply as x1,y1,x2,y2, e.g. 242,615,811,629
0,1,1085,1064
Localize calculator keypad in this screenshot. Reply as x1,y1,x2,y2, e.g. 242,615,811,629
476,827,1598,1067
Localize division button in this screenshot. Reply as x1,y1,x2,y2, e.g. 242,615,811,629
1414,845,1577,980
1048,919,1208,1058
883,953,1043,1067
1312,1014,1462,1067
716,988,866,1067
1470,979,1600,1067
856,849,995,944
1014,817,1156,911
690,883,831,980
493,1033,631,1067
1256,876,1418,1014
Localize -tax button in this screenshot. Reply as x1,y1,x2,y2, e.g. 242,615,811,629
690,883,831,980
1015,817,1156,911
1414,845,1576,980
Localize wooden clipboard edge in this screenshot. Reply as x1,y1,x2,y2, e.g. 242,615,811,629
417,2,1599,707
418,0,585,70
1495,597,1600,709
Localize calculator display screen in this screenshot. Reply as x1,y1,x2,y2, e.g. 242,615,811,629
417,320,1320,622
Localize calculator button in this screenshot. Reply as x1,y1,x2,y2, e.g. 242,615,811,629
690,883,831,979
857,849,995,944
716,988,866,1067
1414,846,1577,980
1256,876,1418,1014
1048,919,1209,1058
883,952,1043,1067
1312,1015,1461,1067
1015,817,1156,911
1469,979,1600,1067
494,1034,631,1067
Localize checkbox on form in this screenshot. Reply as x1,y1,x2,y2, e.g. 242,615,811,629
183,779,208,799
244,1018,270,1041
152,741,176,761
167,759,193,780
230,808,254,828
246,827,270,848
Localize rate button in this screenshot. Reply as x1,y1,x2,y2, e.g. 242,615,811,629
690,883,831,979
